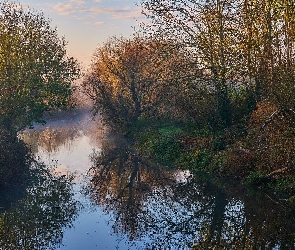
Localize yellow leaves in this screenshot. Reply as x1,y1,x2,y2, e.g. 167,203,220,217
194,149,199,158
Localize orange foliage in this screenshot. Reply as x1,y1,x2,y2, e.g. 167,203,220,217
247,101,295,176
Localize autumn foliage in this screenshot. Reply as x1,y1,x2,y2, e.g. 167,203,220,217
83,0,295,195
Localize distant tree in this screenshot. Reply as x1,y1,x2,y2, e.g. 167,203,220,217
0,1,80,132
83,36,191,132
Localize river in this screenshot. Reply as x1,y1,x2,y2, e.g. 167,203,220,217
1,110,295,249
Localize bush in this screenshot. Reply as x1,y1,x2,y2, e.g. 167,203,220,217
176,149,213,170
146,125,183,166
247,101,295,175
244,171,267,186
213,145,255,179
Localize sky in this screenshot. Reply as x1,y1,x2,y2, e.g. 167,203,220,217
22,0,145,68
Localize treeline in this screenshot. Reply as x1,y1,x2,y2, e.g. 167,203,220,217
1,0,295,196
83,0,295,198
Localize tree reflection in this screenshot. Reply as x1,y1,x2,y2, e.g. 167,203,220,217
89,136,295,249
88,136,176,240
141,174,228,249
88,136,221,248
0,161,79,250
21,124,81,154
20,111,104,155
191,178,295,249
0,128,31,186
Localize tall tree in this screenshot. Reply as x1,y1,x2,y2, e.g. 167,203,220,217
141,0,245,128
0,1,80,131
141,0,295,127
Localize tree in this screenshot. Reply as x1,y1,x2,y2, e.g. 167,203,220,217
241,0,295,107
140,0,247,128
83,36,190,132
0,1,80,132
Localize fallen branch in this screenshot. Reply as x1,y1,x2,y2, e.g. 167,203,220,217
260,109,280,131
266,167,289,178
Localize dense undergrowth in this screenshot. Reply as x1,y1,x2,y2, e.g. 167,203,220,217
131,107,295,204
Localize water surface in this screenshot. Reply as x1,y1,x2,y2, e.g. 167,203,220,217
1,111,295,249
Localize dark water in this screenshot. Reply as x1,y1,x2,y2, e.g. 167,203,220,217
1,111,295,249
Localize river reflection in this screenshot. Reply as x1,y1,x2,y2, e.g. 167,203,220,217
0,161,79,250
88,137,176,241
89,136,295,249
9,111,295,249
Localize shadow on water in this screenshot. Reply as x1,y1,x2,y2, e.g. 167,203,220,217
88,135,295,249
0,136,80,250
0,129,31,187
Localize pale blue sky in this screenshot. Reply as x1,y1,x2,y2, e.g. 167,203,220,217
22,0,144,68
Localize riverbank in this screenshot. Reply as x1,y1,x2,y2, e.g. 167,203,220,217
19,105,295,205
131,113,295,206
24,106,295,205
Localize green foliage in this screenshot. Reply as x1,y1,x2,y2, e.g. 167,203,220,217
0,1,80,131
151,135,182,165
182,122,212,138
245,174,295,200
264,178,295,200
158,126,182,137
138,124,183,166
134,119,214,169
176,149,213,170
244,171,267,186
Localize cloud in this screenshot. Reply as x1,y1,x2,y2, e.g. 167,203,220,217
88,6,142,20
69,0,86,5
51,1,143,21
53,3,75,15
113,9,142,20
52,0,85,16
94,21,104,25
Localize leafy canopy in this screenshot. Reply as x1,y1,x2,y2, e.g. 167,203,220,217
0,1,80,131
